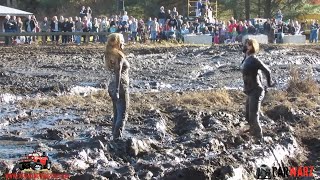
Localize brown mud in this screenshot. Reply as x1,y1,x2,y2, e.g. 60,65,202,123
0,44,319,180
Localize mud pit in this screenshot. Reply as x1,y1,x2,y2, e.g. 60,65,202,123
0,44,319,179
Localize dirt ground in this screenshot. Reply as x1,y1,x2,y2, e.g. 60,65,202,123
0,43,319,180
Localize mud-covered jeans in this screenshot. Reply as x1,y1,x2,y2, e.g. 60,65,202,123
108,81,129,139
245,88,265,140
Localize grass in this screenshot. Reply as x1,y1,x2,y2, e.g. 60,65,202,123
287,66,319,95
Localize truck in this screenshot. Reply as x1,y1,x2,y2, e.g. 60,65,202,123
16,151,51,171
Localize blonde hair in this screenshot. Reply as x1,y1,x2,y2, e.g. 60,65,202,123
247,38,260,54
105,33,125,70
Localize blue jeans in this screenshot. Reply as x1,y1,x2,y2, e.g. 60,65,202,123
310,30,319,43
75,30,82,44
151,31,157,41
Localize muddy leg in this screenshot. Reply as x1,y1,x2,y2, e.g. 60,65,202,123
245,96,250,124
248,89,265,140
113,87,129,139
108,82,117,133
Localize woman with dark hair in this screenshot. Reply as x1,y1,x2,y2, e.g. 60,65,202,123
104,33,130,139
241,38,275,143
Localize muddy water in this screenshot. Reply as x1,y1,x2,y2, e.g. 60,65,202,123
0,45,319,179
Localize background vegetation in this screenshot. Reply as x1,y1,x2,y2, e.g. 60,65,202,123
0,0,320,20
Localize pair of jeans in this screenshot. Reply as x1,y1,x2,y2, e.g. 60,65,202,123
245,88,265,140
108,80,129,139
310,30,319,43
75,30,82,44
151,31,157,41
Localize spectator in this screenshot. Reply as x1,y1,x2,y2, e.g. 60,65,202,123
40,17,50,44
99,16,109,44
31,15,39,42
50,16,61,45
294,21,301,35
74,16,83,45
275,9,283,24
166,10,171,21
91,18,99,42
16,17,23,33
87,7,92,21
310,20,319,43
247,21,256,34
80,6,87,19
276,21,284,43
122,11,129,24
24,15,36,44
171,7,179,17
4,15,12,45
150,17,159,42
61,18,69,44
82,16,92,43
158,6,166,28
193,18,200,33
196,0,202,17
130,18,138,43
231,27,238,43
68,17,74,43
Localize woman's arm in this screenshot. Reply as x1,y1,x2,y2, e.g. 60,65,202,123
256,57,273,87
116,58,124,98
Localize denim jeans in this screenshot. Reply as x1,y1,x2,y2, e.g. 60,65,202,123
75,30,82,44
108,80,129,139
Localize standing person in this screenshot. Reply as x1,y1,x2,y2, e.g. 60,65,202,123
68,17,74,43
87,7,92,21
310,20,319,43
50,16,60,45
31,15,39,42
3,15,12,45
40,17,50,44
16,17,23,43
24,15,36,44
61,18,69,44
130,18,138,43
240,39,275,143
104,33,130,139
158,6,166,28
74,17,83,45
196,0,202,17
82,16,91,43
150,18,159,42
99,16,109,44
79,6,87,19
91,18,99,42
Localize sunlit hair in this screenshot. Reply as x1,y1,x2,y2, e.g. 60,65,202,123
105,33,125,70
247,38,260,54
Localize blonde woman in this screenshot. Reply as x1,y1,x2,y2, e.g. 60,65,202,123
104,33,130,139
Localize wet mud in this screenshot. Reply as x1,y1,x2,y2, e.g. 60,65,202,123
0,44,319,179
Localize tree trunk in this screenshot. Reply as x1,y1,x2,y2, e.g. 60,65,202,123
258,0,261,17
245,0,250,20
264,0,272,18
233,8,238,20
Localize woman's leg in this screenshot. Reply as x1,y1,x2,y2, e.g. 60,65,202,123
248,89,265,140
113,84,129,139
108,82,118,135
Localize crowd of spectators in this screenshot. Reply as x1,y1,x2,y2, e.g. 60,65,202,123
2,5,320,45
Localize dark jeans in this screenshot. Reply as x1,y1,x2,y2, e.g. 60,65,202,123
62,31,68,44
108,80,129,139
51,31,59,42
245,88,265,140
